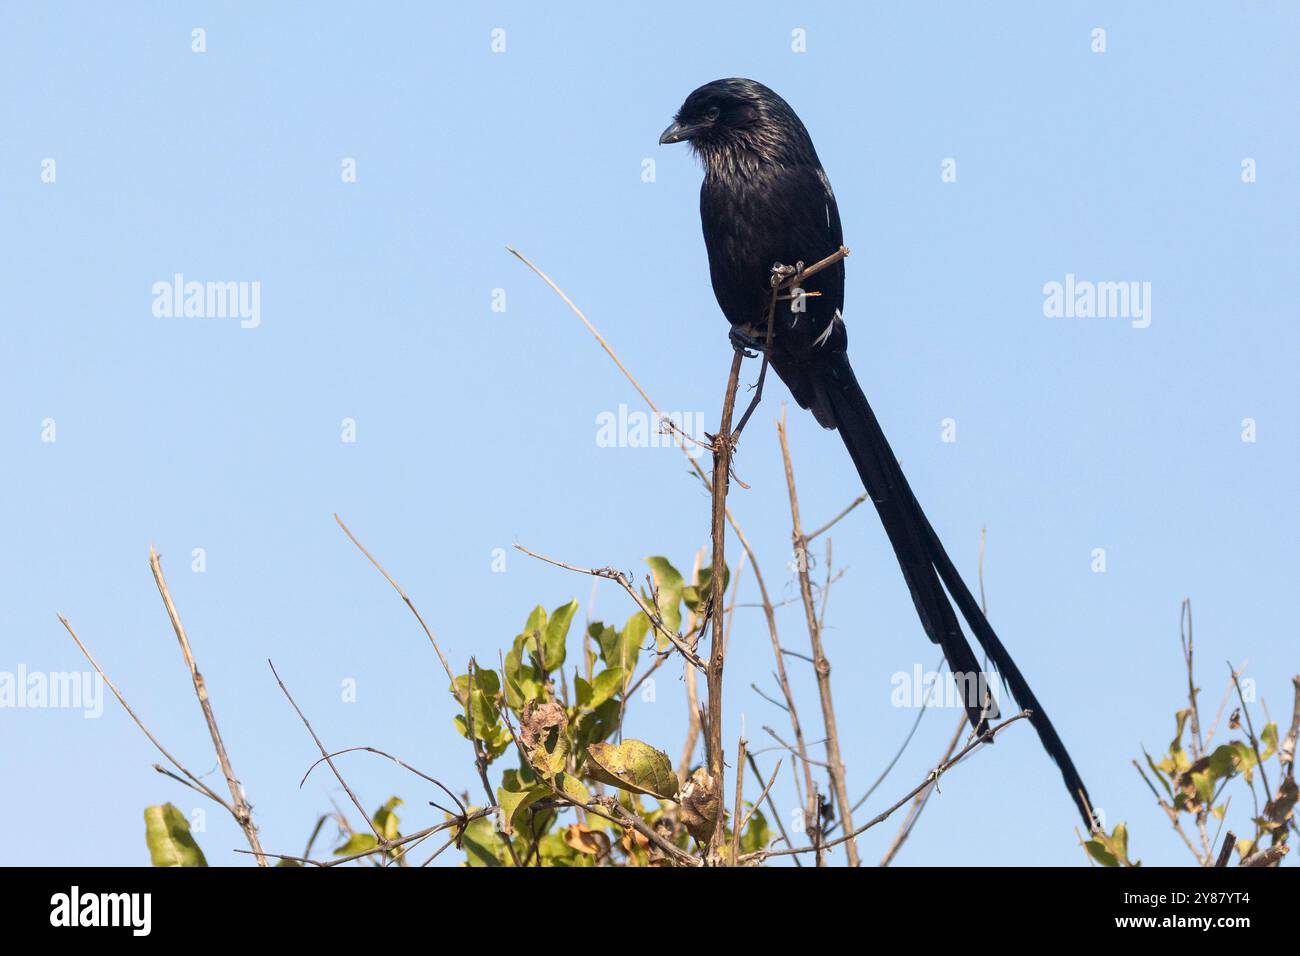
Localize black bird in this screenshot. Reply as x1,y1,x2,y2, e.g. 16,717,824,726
661,77,1094,829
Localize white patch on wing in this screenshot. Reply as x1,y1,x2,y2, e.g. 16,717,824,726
813,309,842,348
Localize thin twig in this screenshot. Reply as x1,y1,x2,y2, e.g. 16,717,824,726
1229,661,1272,804
677,549,707,783
149,546,266,866
738,759,782,839
835,651,944,830
56,615,234,816
806,493,869,543
298,746,466,817
333,514,458,692
880,699,962,866
1133,758,1205,864
881,529,994,864
745,711,1032,863
777,408,859,866
1180,599,1202,760
269,659,385,847
512,544,706,670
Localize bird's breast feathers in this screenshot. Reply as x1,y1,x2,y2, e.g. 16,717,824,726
699,162,845,349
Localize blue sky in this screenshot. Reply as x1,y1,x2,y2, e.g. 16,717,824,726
2,2,1297,867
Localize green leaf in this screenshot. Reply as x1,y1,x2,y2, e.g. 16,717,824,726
1206,744,1237,778
573,699,622,753
1083,822,1134,867
453,668,507,758
645,557,684,634
1260,722,1278,761
372,797,403,842
557,772,592,806
589,667,627,709
539,599,578,673
1110,822,1129,860
594,618,644,673
1085,839,1119,867
144,803,207,867
498,785,550,836
505,633,543,710
1169,709,1190,755
683,563,730,611
333,833,379,857
452,668,500,700
740,806,771,854
542,830,595,866
1230,740,1259,782
1142,749,1172,797
586,740,678,800
525,605,548,637
574,675,594,709
461,813,507,867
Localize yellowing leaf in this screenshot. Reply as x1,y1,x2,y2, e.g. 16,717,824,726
586,740,678,800
144,803,207,867
563,824,611,857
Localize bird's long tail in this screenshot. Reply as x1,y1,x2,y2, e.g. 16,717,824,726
815,352,1094,829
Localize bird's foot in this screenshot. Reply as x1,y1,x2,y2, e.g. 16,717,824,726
769,261,801,288
729,325,768,356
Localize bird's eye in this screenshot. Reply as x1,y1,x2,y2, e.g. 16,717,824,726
704,106,721,122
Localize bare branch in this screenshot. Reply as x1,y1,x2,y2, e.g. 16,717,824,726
149,546,266,866
56,614,235,817
269,659,385,848
333,514,458,692
298,746,465,817
704,347,744,861
746,711,1033,864
512,544,706,671
777,408,859,865
806,492,869,543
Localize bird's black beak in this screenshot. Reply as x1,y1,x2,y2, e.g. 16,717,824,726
659,119,702,145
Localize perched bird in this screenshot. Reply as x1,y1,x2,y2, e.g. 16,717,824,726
661,77,1094,829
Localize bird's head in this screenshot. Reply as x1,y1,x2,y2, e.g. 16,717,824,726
659,78,817,171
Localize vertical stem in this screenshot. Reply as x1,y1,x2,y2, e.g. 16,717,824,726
730,737,748,864
706,349,744,860
776,410,860,866
677,549,706,784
